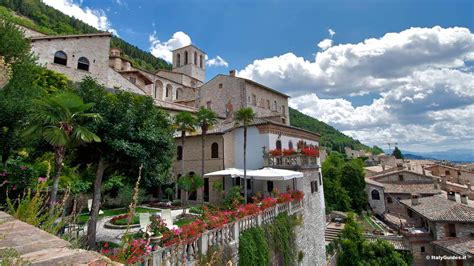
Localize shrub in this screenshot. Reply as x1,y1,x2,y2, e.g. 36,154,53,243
148,215,169,236
117,186,145,207
223,186,244,209
189,205,204,214
238,227,269,266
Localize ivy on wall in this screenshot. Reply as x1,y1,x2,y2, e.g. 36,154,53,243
238,213,300,266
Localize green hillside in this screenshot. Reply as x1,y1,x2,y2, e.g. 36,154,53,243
0,0,171,72
289,107,370,152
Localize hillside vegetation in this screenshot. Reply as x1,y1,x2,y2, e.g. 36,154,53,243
289,107,369,152
0,0,171,72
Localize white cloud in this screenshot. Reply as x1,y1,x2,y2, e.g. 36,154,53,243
238,26,474,151
41,0,116,34
317,39,333,50
329,28,336,38
149,31,192,62
207,56,229,67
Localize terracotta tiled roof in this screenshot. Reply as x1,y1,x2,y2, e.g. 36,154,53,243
383,183,441,194
432,236,474,257
400,195,474,222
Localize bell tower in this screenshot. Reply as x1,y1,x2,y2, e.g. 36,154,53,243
172,44,206,83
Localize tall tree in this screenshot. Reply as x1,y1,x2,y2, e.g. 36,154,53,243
24,92,101,208
392,146,404,159
195,107,217,202
234,107,255,203
173,112,196,198
74,78,174,249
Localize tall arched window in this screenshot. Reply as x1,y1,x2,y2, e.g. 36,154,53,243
276,140,282,150
194,52,197,65
177,54,181,67
77,57,90,71
176,88,183,100
200,55,203,68
155,80,163,99
184,51,188,64
288,141,293,150
53,51,67,65
211,143,219,158
166,84,172,99
371,190,380,200
177,146,183,160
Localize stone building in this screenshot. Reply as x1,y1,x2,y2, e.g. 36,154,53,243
426,164,474,186
399,195,474,265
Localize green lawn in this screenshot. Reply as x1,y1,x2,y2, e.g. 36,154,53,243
76,207,161,224
358,214,384,233
174,217,195,227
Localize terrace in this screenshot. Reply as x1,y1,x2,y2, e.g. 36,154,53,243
263,147,320,170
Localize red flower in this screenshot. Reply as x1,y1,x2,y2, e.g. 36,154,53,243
282,148,296,156
269,149,282,156
301,147,319,157
291,190,304,201
260,197,277,209
277,193,292,203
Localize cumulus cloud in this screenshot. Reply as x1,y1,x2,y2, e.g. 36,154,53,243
317,39,333,50
41,0,116,34
207,56,229,67
239,26,474,151
149,31,192,62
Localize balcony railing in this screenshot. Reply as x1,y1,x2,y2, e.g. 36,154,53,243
138,200,303,266
263,152,319,169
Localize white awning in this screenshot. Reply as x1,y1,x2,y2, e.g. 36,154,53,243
203,168,245,177
246,167,304,181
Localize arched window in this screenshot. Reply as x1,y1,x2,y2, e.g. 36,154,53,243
77,57,90,71
184,51,188,64
200,55,203,68
371,190,380,200
276,140,282,150
154,80,163,99
176,88,183,100
288,141,293,150
177,146,182,161
211,143,219,158
53,51,67,65
166,84,172,99
194,52,197,65
177,53,181,67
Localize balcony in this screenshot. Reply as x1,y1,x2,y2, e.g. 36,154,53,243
263,147,320,170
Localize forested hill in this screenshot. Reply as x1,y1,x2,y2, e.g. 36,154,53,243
289,107,369,152
0,0,171,72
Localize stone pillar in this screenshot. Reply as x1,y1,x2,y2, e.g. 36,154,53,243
232,222,240,245
257,213,263,226
198,233,209,255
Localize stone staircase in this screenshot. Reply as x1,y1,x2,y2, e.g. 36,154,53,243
325,224,344,243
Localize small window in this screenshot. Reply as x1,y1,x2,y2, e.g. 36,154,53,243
247,179,251,190
211,142,219,158
267,181,274,193
177,146,183,160
288,141,293,150
206,101,212,109
399,175,404,181
194,51,197,65
282,105,286,114
273,100,277,111
266,100,270,109
420,246,425,253
54,51,67,65
282,118,286,124
177,54,181,67
371,189,380,200
77,57,89,71
184,51,188,64
318,172,322,185
445,170,450,176
387,197,393,204
200,55,203,68
252,94,257,106
407,209,413,217
276,140,282,150
130,77,136,84
219,83,223,88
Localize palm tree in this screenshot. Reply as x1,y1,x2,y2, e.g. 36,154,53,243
173,111,196,200
234,107,256,203
24,92,101,208
196,107,218,203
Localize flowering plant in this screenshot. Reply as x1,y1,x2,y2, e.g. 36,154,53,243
301,147,319,157
291,190,304,201
100,238,151,264
110,214,129,224
148,215,169,236
282,148,296,156
203,211,230,229
237,203,260,218
269,149,282,156
260,197,277,209
277,193,292,203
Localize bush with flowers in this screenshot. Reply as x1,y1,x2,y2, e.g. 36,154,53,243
282,148,296,156
291,190,304,201
100,237,151,264
148,215,169,237
269,149,282,156
260,197,278,210
301,147,319,157
277,193,292,203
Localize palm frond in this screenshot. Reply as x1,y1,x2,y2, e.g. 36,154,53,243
73,125,101,143
42,126,69,146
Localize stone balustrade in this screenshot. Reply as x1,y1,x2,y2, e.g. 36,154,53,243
263,153,319,169
139,199,303,266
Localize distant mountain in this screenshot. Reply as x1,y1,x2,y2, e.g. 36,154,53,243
402,149,474,163
289,108,371,152
0,0,171,72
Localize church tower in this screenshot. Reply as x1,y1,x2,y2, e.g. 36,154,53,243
172,45,206,83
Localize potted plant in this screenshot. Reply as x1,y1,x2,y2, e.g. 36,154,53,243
147,215,168,244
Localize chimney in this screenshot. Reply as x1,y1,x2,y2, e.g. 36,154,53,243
229,70,236,77
434,179,441,190
411,194,420,205
466,181,471,191
460,194,468,205
382,163,386,171
447,191,456,202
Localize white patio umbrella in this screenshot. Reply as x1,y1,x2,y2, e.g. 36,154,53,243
203,168,245,178
246,167,303,181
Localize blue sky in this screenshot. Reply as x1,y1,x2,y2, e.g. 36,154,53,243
43,0,474,152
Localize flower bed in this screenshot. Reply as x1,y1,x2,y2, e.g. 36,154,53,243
104,214,141,229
